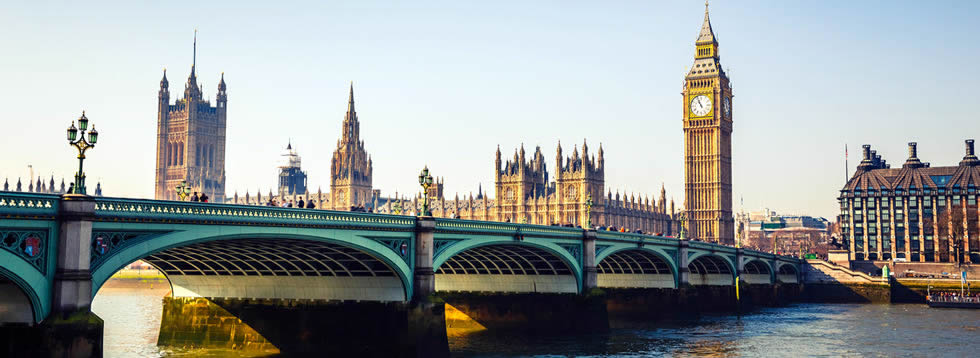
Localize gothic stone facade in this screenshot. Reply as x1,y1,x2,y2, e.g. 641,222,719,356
375,142,679,235
683,5,734,244
154,64,227,202
840,141,980,263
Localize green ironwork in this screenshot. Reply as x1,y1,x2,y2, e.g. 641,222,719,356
93,197,416,229
0,229,48,274
0,192,60,218
66,111,98,195
90,231,172,272
366,237,412,264
557,243,582,263
433,238,463,259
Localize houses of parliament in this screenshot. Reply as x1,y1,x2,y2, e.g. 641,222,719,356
158,4,737,241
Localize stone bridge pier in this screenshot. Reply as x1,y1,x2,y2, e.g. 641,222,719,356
2,195,104,357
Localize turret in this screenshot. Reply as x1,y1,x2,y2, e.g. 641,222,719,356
556,141,563,172
216,72,227,109
597,143,604,170
159,69,170,108
961,139,979,166
902,142,925,169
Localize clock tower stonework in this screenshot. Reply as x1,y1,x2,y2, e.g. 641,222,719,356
682,3,734,244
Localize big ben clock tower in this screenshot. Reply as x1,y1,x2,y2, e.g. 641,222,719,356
682,2,734,245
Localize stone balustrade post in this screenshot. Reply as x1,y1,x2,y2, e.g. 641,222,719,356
582,230,598,292
53,195,96,313
678,240,690,287
413,216,436,302
735,248,745,283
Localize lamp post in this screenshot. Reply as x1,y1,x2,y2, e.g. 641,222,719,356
418,166,433,216
585,194,594,229
678,211,687,240
175,181,192,201
66,111,99,195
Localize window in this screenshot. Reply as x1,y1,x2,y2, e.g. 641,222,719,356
867,200,876,208
930,176,952,187
970,195,977,206
910,199,917,208
953,197,961,206
881,200,890,208
924,197,931,207
938,197,946,207
883,226,891,234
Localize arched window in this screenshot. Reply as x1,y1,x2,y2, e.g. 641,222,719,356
166,143,172,166
178,143,184,166
209,145,215,167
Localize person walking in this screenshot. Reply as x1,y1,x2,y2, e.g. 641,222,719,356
190,192,199,202
200,193,209,203
67,182,74,195
306,200,315,209
298,198,305,208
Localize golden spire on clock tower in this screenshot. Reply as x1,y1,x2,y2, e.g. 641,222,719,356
682,1,734,245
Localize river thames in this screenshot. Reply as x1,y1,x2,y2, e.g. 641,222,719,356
93,283,979,357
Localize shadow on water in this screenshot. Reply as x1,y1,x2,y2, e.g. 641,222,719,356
448,303,858,358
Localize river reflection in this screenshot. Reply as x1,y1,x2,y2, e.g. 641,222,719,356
93,281,980,357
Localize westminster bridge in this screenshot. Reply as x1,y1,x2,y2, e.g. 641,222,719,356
0,192,803,356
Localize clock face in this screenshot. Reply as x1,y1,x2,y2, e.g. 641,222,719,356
690,95,712,117
723,98,731,117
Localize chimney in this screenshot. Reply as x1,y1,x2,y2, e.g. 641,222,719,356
903,141,925,169
857,145,875,171
961,139,979,166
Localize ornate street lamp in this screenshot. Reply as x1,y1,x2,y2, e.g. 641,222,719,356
66,111,98,195
585,194,594,229
677,211,688,240
418,166,433,216
175,181,192,201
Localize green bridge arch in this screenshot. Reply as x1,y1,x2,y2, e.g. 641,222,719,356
431,235,583,293
0,252,46,323
594,245,679,289
89,223,415,300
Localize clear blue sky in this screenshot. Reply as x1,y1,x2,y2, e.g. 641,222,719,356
1,1,977,219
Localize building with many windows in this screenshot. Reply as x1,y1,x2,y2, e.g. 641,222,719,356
839,140,980,263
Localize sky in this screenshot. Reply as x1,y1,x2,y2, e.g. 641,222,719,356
1,0,978,219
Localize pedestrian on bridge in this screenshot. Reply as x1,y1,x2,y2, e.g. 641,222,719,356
200,193,209,203
190,192,199,202
298,198,305,208
306,200,315,209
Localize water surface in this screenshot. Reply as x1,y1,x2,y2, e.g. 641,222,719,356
92,285,979,357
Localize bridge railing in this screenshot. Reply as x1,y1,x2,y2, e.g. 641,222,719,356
92,196,417,229
433,218,584,238
595,230,677,246
0,191,61,217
